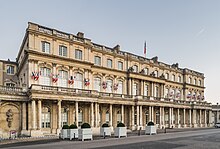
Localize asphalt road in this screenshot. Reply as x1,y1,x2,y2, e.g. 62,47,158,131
1,128,220,149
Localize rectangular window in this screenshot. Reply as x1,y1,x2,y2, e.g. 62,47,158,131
118,61,123,70
94,56,101,65
6,65,15,74
75,49,82,60
42,41,50,53
59,45,67,57
144,84,148,96
107,59,112,68
6,83,15,87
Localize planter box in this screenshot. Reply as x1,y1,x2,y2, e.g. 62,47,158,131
78,128,93,141
68,129,78,140
60,129,69,139
145,126,157,135
114,127,127,138
100,127,111,137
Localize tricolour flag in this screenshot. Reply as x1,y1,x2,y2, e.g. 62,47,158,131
144,41,147,58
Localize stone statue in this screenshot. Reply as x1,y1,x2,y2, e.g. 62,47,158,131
6,109,13,128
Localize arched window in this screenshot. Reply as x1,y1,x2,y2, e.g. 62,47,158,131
133,65,138,73
106,79,113,93
58,70,68,87
178,76,181,83
42,107,51,128
172,74,175,81
78,108,83,126
74,73,83,89
61,107,68,127
40,67,51,86
189,77,192,84
94,77,101,92
194,79,197,85
117,81,123,94
155,70,158,77
133,83,138,95
165,73,169,80
117,110,122,123
199,80,202,86
105,110,110,123
144,84,149,96
176,90,181,99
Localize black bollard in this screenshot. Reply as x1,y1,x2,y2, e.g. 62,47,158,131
104,132,106,139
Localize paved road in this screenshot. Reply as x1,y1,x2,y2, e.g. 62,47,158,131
1,129,220,149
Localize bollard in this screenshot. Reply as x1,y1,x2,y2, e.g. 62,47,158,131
104,132,106,139
74,133,75,139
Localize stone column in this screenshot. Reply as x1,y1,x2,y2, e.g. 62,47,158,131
131,105,135,130
171,108,174,126
75,101,78,127
131,79,134,95
109,104,113,127
90,102,94,127
193,109,197,127
199,109,202,127
189,109,192,127
128,78,132,95
159,107,162,128
162,107,165,127
204,110,207,127
137,105,139,129
38,100,42,130
140,80,144,96
121,105,124,123
32,100,36,130
22,102,27,131
177,108,180,128
209,110,212,127
152,106,154,122
149,106,152,121
183,108,186,127
140,105,143,128
95,103,98,127
57,100,61,131
169,107,172,128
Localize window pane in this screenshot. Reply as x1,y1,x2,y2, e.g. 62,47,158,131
75,49,82,60
118,62,123,70
94,77,101,92
94,56,101,65
107,59,112,68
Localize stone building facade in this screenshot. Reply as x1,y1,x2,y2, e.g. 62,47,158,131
0,22,213,138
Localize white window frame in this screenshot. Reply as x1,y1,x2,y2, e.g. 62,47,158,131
118,61,123,70
107,59,112,68
106,79,113,93
40,67,51,86
42,41,50,54
74,73,83,89
144,84,149,96
94,77,101,92
75,49,82,60
59,45,67,57
117,81,123,94
58,70,68,87
6,65,15,75
94,56,101,65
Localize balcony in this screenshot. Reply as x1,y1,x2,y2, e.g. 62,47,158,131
0,85,26,95
28,84,211,106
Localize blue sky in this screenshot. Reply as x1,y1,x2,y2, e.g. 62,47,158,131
0,0,219,103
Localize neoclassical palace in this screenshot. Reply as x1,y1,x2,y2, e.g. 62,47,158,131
0,22,213,138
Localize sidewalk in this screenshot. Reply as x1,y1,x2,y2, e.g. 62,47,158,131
0,127,215,146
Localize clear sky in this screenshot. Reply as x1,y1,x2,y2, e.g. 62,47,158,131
0,0,219,104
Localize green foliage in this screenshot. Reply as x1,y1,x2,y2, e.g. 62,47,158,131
69,124,78,129
147,121,155,126
81,123,91,129
62,125,69,129
102,123,109,127
117,122,125,127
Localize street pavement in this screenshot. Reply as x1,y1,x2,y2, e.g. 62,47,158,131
1,128,220,149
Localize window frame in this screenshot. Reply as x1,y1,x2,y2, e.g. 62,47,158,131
118,61,123,70
42,41,50,54
94,56,101,66
107,59,113,68
59,45,67,57
75,49,82,60
6,65,15,75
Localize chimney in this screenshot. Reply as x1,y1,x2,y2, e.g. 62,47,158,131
113,45,120,52
77,32,84,38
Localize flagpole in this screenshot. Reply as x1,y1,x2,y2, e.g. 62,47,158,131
144,41,147,58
